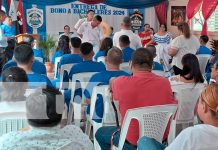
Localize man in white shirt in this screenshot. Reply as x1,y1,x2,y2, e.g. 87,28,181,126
113,16,142,50
74,10,94,31
77,15,104,53
0,10,8,52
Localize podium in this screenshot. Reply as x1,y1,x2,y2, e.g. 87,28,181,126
16,34,39,44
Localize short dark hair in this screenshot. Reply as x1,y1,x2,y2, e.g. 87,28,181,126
160,24,167,31
123,16,131,26
132,48,153,70
80,42,93,55
181,53,204,83
107,47,123,66
146,45,156,58
71,37,81,48
94,15,102,22
87,9,94,14
119,35,130,46
27,86,63,127
64,25,70,29
200,35,209,44
144,23,150,27
14,44,33,65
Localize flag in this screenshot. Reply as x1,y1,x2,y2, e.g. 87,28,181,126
1,0,9,14
17,0,26,34
9,0,17,21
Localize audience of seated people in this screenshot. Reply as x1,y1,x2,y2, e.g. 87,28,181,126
84,47,129,120
196,35,212,55
146,44,164,71
95,48,175,150
94,37,113,62
13,44,52,88
138,84,218,150
0,67,27,114
0,86,93,150
168,22,200,75
170,53,204,84
119,35,135,62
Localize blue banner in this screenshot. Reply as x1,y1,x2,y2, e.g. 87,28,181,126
23,3,47,40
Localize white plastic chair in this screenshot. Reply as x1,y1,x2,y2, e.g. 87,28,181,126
97,56,105,65
54,57,61,79
88,85,119,150
152,70,166,77
120,62,132,74
67,72,98,126
24,89,37,97
34,57,43,63
0,112,28,136
168,83,205,144
113,104,177,150
196,54,211,75
59,63,76,89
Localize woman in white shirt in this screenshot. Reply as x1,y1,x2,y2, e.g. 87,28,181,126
168,22,200,75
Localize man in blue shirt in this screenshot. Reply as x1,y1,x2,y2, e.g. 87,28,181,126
69,42,106,80
196,35,211,55
146,45,164,71
119,35,135,62
1,16,16,37
84,47,129,122
13,44,52,88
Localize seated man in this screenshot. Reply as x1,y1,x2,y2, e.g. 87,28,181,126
196,35,211,55
69,42,106,80
119,35,135,62
96,48,175,150
13,44,52,88
146,44,164,71
84,47,129,121
0,86,93,149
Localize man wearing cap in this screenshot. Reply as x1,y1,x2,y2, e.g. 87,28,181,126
113,16,142,50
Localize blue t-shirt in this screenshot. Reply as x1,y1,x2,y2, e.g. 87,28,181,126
69,60,106,80
33,49,45,63
122,47,134,62
52,50,65,64
27,73,53,88
153,62,164,71
1,23,16,37
59,54,83,67
84,70,129,123
94,51,105,61
196,45,211,55
3,60,46,75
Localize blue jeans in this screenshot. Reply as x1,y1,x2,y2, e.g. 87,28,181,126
138,136,165,150
95,126,136,150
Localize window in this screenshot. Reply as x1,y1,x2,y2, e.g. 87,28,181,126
192,7,218,32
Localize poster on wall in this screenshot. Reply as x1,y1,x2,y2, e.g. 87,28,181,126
171,6,186,26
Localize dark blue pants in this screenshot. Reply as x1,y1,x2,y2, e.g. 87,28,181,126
95,126,136,150
138,136,165,150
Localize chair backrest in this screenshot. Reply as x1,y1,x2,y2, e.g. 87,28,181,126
172,83,205,122
90,85,118,125
117,104,177,149
120,62,132,74
59,63,76,89
0,112,28,136
67,72,98,125
196,54,210,75
152,70,165,77
34,57,43,63
54,57,62,79
97,56,105,65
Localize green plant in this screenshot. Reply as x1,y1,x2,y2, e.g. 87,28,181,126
39,35,56,62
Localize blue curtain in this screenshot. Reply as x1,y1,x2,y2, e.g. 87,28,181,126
21,0,166,8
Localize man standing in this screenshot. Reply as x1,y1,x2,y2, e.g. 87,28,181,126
1,16,16,37
0,10,8,53
113,16,142,50
74,10,94,31
77,15,104,54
